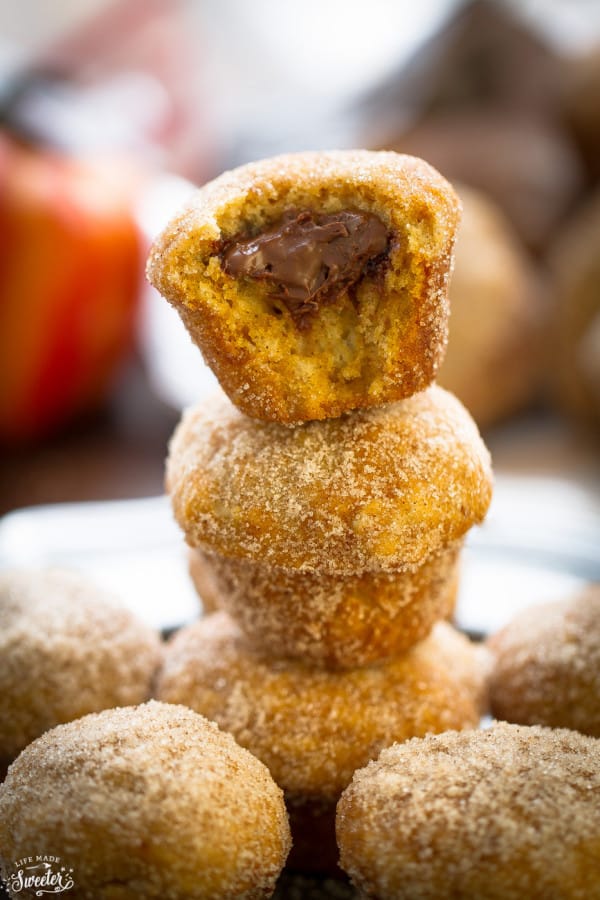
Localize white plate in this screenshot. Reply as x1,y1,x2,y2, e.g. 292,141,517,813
0,474,598,637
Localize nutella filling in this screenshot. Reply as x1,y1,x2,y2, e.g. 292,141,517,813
221,209,389,328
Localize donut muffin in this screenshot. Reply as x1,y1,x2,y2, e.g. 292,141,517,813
157,612,489,873
488,584,600,737
167,385,492,576
337,723,600,900
0,702,290,899
564,43,600,179
0,568,161,773
549,189,600,424
188,543,461,668
382,112,583,253
438,185,546,427
187,546,220,614
147,150,460,423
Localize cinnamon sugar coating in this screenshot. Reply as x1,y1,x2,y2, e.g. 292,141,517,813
156,613,488,801
188,544,460,668
167,385,492,575
488,584,600,737
147,150,460,423
0,568,161,770
337,723,600,899
0,702,291,899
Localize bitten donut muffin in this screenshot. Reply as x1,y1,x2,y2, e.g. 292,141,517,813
147,150,460,423
157,613,488,872
337,723,600,900
0,702,291,900
487,584,600,737
167,385,492,576
188,543,461,668
0,568,161,772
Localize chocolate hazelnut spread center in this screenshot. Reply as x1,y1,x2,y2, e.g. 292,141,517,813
221,209,389,328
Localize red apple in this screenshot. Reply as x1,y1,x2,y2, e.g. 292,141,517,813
0,133,143,442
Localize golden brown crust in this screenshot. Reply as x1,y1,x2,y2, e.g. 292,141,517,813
0,701,290,899
487,584,600,737
0,568,162,767
156,613,488,801
188,543,461,668
147,150,460,423
337,723,600,900
167,385,492,574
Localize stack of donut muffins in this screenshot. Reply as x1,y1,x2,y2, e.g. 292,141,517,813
148,150,494,872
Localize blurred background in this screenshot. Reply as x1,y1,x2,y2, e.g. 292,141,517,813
0,0,598,629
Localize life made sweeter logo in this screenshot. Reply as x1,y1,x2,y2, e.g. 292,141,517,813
3,856,75,896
